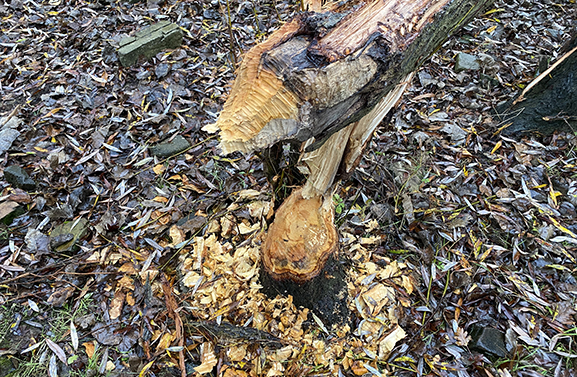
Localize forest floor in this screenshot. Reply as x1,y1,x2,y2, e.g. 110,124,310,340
0,0,576,376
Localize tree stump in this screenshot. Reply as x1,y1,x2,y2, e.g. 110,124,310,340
206,0,493,324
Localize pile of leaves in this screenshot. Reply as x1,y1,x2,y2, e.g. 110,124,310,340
0,0,576,376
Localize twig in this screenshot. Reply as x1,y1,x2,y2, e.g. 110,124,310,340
250,0,261,36
0,104,22,129
226,0,237,66
512,45,577,106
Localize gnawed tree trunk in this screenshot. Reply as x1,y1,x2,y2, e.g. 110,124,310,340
205,0,493,323
498,29,577,135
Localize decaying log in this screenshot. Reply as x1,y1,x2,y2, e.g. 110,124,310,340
498,30,577,135
207,0,493,322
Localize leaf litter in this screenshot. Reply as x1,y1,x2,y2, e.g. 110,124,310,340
0,0,576,376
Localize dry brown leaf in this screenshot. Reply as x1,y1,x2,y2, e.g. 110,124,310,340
47,286,75,307
205,219,220,233
117,276,135,291
125,292,135,306
220,216,234,238
351,360,368,376
46,338,67,364
236,189,261,200
223,368,249,377
152,196,169,203
365,219,380,232
152,164,165,175
169,224,185,246
0,201,19,220
167,174,183,181
108,290,125,320
8,189,32,203
401,274,415,294
83,341,96,358
118,262,137,274
155,332,174,353
104,361,116,372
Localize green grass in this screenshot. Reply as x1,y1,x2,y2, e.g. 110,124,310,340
0,294,101,377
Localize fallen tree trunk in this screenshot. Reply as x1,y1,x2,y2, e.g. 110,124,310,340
498,29,577,135
206,0,493,323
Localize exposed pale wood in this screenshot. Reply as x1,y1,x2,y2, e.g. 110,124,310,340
301,125,354,199
342,72,414,175
210,0,492,317
312,0,451,62
209,0,493,156
203,19,305,154
266,74,413,288
261,188,337,283
299,72,412,199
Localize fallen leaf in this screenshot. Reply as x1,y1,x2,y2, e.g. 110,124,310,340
47,286,75,307
0,201,19,220
169,224,185,246
70,321,78,351
46,338,67,364
155,332,174,353
83,342,96,358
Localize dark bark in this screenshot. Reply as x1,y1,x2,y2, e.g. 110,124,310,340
211,0,495,155
499,30,577,135
257,140,305,205
209,0,493,325
260,254,349,325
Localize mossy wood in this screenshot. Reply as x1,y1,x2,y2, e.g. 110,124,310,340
209,0,492,321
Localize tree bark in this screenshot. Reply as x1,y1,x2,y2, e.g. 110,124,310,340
206,0,493,323
498,29,577,135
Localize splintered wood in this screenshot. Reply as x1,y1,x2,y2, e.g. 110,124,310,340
312,0,451,61
207,0,493,301
203,19,304,154
207,0,490,157
178,190,416,374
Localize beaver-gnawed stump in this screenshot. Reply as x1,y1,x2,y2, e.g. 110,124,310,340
260,188,349,324
205,0,494,325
